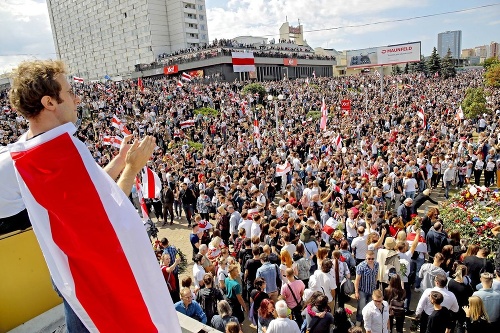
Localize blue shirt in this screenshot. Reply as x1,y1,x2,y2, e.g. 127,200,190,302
174,300,207,324
256,262,279,293
473,288,500,322
356,261,379,294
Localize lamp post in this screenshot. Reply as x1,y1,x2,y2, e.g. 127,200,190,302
360,84,371,113
268,94,284,136
393,80,399,106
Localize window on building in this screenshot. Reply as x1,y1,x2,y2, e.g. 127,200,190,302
198,5,203,10
124,12,127,18
200,24,205,30
199,15,204,20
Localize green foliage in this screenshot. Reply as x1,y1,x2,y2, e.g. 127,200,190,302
187,141,203,151
391,65,402,75
194,107,219,117
485,63,500,88
427,47,441,76
241,83,266,100
461,88,490,119
306,111,334,119
404,63,409,74
417,54,427,73
440,49,456,79
483,57,500,70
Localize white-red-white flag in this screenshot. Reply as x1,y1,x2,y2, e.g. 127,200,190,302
102,135,123,148
231,52,256,72
253,114,261,149
141,166,162,199
179,119,195,129
7,123,180,333
275,161,291,176
312,70,316,79
181,72,192,81
73,76,84,83
111,115,131,136
417,108,426,129
177,80,183,88
334,134,343,150
135,176,150,222
320,98,328,131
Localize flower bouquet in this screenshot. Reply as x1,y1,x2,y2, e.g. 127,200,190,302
440,185,500,253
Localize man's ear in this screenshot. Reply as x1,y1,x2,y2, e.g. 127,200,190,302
41,95,56,111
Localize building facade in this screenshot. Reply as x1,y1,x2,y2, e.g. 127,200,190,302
437,30,462,58
46,0,209,79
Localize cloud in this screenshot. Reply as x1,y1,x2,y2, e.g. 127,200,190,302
206,0,426,51
0,0,55,73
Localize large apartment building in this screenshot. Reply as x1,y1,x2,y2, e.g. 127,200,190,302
46,0,209,79
437,30,462,59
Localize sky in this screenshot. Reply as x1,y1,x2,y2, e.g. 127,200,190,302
0,0,499,74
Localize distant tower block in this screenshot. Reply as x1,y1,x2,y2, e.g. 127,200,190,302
279,22,305,45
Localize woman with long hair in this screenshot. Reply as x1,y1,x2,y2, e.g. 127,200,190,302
249,277,269,328
421,207,439,236
332,307,353,333
279,249,297,282
460,244,479,262
463,296,491,331
440,245,455,274
448,264,474,333
224,264,248,324
257,299,276,333
294,243,311,287
316,247,329,271
384,274,406,333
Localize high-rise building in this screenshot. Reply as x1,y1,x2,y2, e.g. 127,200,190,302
46,0,209,79
437,30,462,59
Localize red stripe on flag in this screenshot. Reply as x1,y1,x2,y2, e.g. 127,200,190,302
147,167,155,198
232,58,255,65
11,134,156,332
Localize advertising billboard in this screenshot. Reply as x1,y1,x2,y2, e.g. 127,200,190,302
347,42,421,68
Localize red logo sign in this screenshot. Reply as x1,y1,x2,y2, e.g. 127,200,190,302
283,58,298,66
163,65,179,75
341,99,351,111
381,46,412,54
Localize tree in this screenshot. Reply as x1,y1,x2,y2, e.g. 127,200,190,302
391,65,401,75
485,63,500,87
427,47,441,76
461,87,490,119
483,57,500,70
414,55,427,74
241,83,266,101
440,48,456,79
404,63,409,74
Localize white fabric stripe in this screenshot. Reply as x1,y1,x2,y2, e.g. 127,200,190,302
231,52,254,59
233,65,256,72
9,123,180,333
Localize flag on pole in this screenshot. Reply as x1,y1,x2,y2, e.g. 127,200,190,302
177,80,183,88
135,177,150,222
179,119,195,129
141,166,162,199
312,70,316,79
7,123,181,333
275,161,291,176
253,114,261,149
181,72,192,81
320,98,327,131
434,71,439,78
305,77,309,85
417,108,426,129
73,76,84,83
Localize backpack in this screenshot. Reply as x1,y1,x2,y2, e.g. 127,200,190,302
296,258,311,280
389,297,406,317
198,288,222,321
385,253,400,281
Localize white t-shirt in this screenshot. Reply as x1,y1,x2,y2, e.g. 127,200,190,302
250,222,261,238
351,235,368,260
404,178,417,192
192,263,205,288
239,219,253,238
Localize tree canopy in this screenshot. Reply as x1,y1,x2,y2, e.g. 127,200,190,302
461,87,490,119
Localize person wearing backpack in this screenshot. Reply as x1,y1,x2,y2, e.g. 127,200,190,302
196,273,224,326
281,268,305,328
384,274,406,333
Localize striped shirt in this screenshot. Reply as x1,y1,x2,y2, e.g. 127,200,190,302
163,245,178,274
356,261,379,294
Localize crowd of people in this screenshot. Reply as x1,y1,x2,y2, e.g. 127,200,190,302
2,65,500,333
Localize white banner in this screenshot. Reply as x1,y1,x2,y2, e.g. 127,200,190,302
347,41,421,68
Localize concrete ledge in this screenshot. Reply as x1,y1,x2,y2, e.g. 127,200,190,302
7,304,221,333
7,304,64,333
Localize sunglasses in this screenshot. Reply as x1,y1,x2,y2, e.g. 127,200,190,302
366,258,375,261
